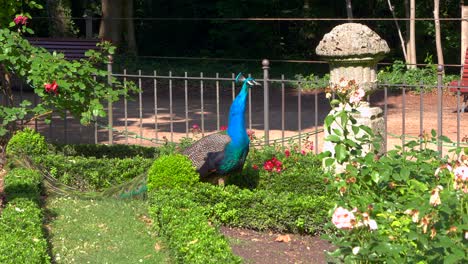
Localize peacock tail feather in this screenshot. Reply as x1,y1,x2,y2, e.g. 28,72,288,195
9,155,148,200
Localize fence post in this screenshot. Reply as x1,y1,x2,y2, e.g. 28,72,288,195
84,14,92,39
437,65,443,156
262,59,270,145
107,54,113,145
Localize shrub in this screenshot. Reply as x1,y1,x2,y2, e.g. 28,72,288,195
0,168,50,263
52,143,160,158
321,79,467,263
149,189,241,264
147,154,199,191
4,168,42,201
6,128,48,157
152,182,331,235
34,154,152,191
0,199,51,264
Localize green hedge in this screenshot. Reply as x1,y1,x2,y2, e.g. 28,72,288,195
152,182,331,235
149,189,241,264
148,183,331,263
34,154,153,191
51,144,161,158
0,168,51,263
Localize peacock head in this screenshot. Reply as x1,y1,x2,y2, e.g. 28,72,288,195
235,73,261,87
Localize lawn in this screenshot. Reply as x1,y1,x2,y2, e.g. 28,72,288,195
46,196,169,264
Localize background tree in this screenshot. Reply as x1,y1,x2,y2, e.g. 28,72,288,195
46,0,77,37
433,0,444,72
99,0,137,55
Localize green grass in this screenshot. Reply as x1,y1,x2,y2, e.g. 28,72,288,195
46,196,170,264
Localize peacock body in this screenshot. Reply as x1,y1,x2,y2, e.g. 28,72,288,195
183,73,259,179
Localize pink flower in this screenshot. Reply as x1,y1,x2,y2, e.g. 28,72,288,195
301,150,306,155
332,207,355,230
220,125,227,131
192,124,199,129
429,185,443,206
454,166,468,182
349,87,365,104
13,15,28,25
284,149,291,158
44,81,58,94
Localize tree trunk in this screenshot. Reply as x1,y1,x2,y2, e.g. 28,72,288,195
387,0,408,62
99,0,123,45
345,0,353,21
123,0,137,55
405,0,411,67
46,0,76,37
408,0,417,69
434,0,444,73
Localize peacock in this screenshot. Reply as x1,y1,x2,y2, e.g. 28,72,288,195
183,73,260,184
31,73,260,199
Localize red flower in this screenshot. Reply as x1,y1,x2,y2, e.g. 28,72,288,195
44,81,58,95
252,164,259,170
220,125,227,131
13,15,28,25
284,149,291,158
247,130,255,140
263,156,283,173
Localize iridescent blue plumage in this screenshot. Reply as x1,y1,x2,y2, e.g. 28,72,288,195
183,73,260,178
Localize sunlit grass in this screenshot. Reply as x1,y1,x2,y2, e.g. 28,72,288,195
46,197,170,264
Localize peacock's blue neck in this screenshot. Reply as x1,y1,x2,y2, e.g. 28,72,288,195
227,83,249,147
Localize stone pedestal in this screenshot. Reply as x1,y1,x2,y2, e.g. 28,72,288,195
323,103,384,173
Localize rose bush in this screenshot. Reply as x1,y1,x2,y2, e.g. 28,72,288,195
0,11,137,147
321,80,467,263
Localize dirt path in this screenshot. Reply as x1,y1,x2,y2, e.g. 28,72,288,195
221,226,334,264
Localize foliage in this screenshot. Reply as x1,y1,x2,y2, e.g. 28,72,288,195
6,128,48,157
148,188,242,264
3,167,42,201
147,154,199,191
153,182,331,235
35,154,152,191
294,73,330,90
52,143,161,159
321,80,467,262
0,23,136,141
0,168,50,264
238,142,326,196
0,0,42,28
377,57,459,89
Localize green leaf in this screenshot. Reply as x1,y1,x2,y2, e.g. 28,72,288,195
334,144,347,163
326,135,341,143
324,115,335,130
399,167,410,181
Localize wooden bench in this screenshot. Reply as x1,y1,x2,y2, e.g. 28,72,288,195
448,48,468,112
27,38,101,60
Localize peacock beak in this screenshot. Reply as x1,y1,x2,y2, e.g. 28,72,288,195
247,79,261,86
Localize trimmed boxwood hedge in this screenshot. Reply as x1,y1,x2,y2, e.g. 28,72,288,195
34,154,153,191
148,182,331,263
0,168,51,263
149,189,242,264
151,182,331,235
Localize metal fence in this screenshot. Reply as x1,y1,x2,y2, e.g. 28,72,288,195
11,59,468,155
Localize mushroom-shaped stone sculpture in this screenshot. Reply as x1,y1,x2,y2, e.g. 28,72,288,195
316,23,390,92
